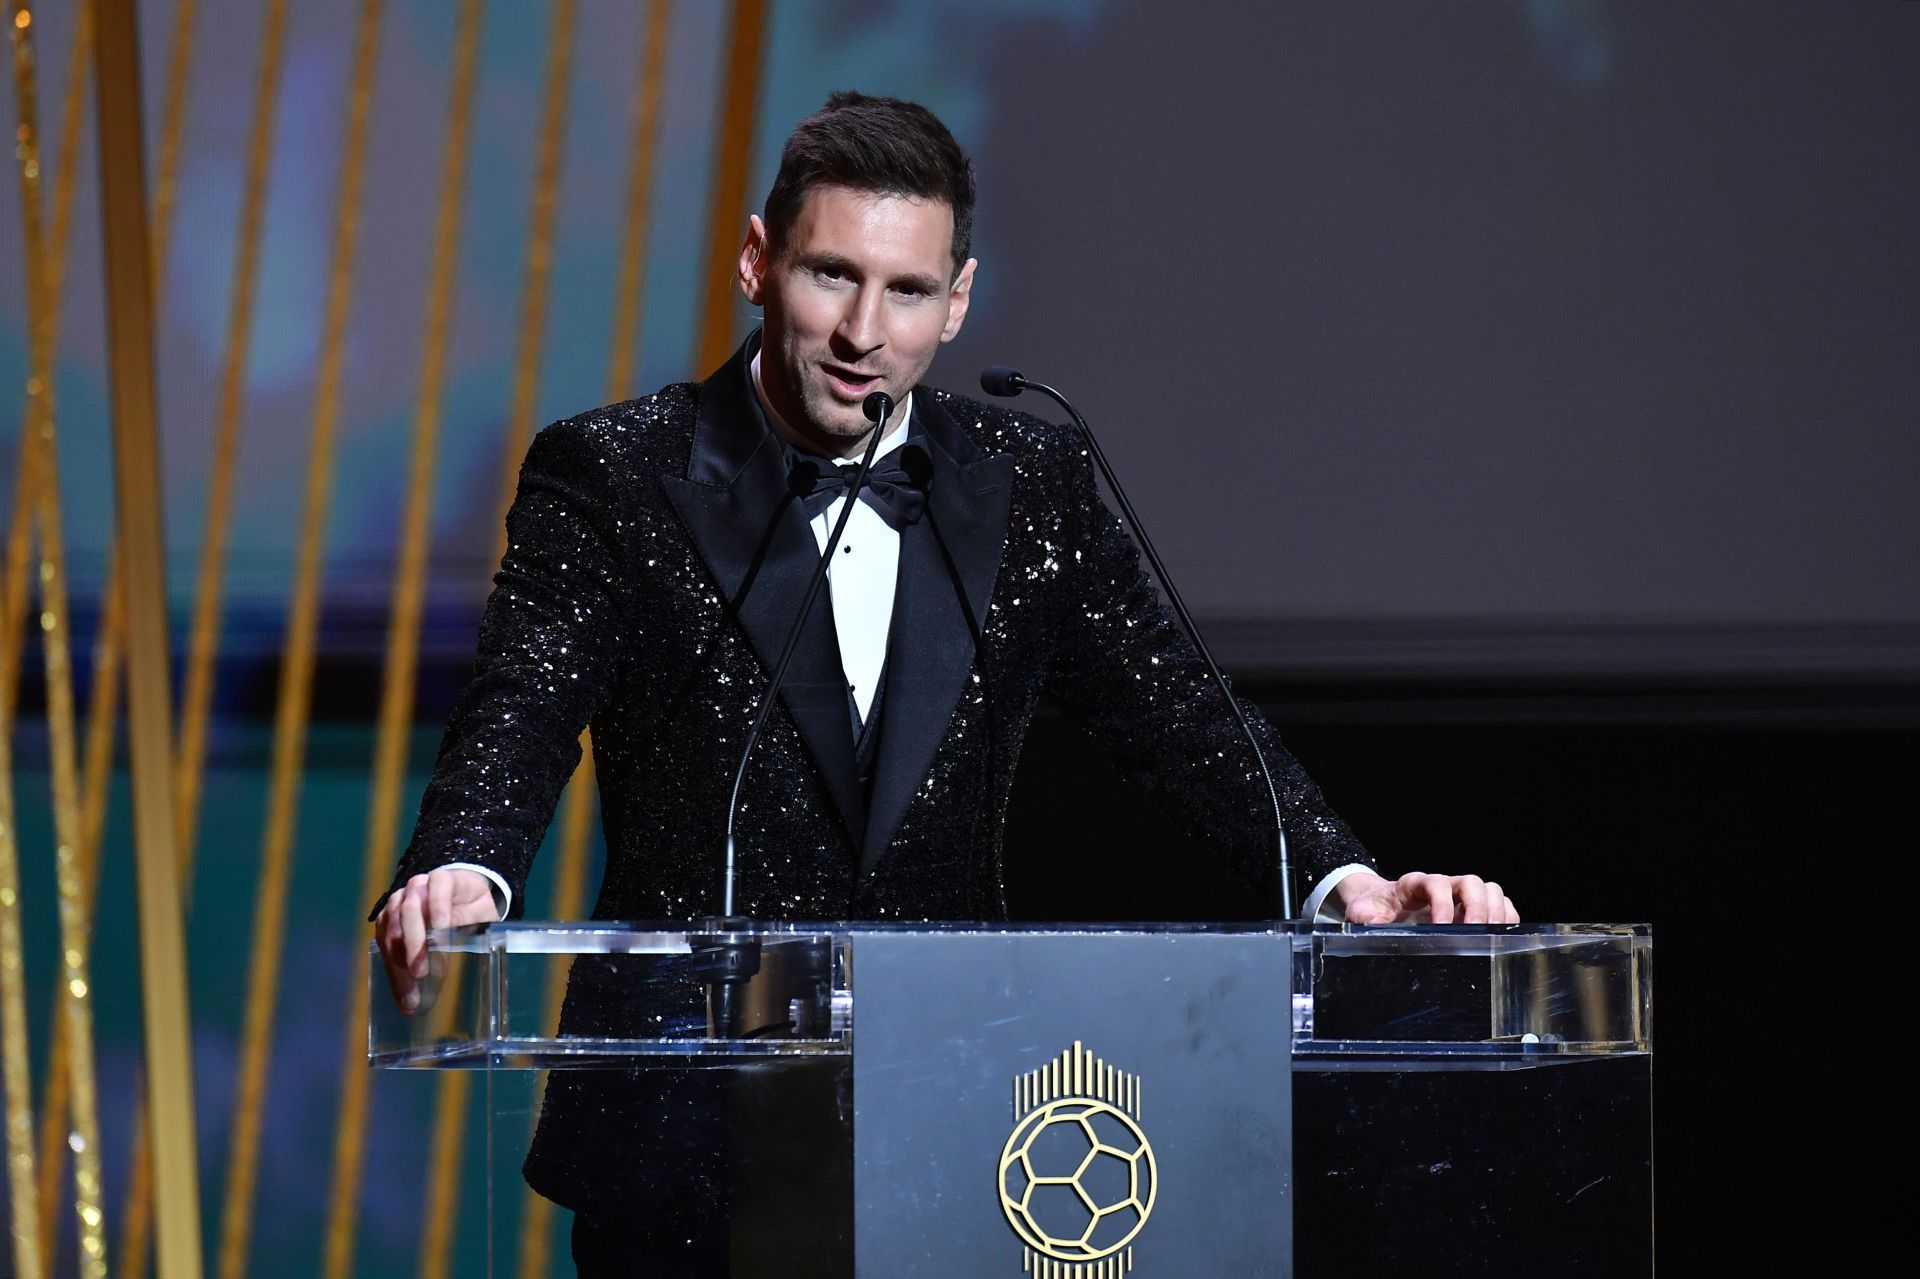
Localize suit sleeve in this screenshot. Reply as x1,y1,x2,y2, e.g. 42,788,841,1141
1040,447,1372,909
368,420,629,921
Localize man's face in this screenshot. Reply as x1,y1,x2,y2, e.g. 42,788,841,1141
740,184,976,456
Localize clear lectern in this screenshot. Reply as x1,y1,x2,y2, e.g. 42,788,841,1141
372,922,1651,1276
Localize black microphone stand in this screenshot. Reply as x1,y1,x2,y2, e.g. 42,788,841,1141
699,391,895,1036
979,367,1295,920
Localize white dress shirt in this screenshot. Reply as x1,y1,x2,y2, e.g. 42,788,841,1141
750,351,910,728
451,358,1364,919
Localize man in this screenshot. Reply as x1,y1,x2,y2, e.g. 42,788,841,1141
373,92,1516,1271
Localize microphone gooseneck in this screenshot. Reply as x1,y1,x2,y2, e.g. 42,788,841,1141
719,391,894,921
978,367,1296,920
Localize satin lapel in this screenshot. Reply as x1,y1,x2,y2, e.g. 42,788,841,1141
860,395,1015,873
659,340,864,850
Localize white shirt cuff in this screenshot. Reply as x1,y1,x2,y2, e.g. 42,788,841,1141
442,862,512,920
1300,863,1374,923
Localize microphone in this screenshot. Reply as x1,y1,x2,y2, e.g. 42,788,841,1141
979,365,1024,398
979,366,1295,920
714,387,898,944
704,392,894,1033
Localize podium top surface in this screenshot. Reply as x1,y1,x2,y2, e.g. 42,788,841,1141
370,922,1651,1071
415,919,1646,952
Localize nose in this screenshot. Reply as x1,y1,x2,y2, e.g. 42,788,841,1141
834,284,885,357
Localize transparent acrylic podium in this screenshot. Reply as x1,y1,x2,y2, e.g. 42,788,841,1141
371,923,1651,1276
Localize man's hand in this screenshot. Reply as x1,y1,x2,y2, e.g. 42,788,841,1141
1333,870,1519,925
375,867,501,1014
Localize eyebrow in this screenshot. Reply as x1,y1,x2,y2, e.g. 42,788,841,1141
795,250,945,296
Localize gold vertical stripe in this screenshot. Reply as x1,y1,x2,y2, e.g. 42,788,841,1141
24,0,98,1256
147,0,196,291
505,1,593,1255
0,433,35,727
693,0,768,374
200,3,305,1273
295,3,388,1277
491,0,577,562
372,4,487,1278
132,0,287,1248
8,3,107,1272
404,5,496,1277
40,0,91,306
112,0,204,1267
512,744,594,1279
29,360,112,1272
0,685,41,1279
39,536,116,1265
94,0,206,1273
415,1069,472,1279
602,0,673,402
1,0,92,741
177,0,288,897
474,2,584,1270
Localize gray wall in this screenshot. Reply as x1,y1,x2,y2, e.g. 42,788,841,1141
925,0,1918,671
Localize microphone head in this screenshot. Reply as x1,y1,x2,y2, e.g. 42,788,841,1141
862,391,894,424
979,366,1025,397
899,443,934,489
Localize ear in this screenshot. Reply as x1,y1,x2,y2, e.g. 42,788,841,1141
940,257,978,343
738,214,771,306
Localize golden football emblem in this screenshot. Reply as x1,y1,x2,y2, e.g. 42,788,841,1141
999,1043,1157,1271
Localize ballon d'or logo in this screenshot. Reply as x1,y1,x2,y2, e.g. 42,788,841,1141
998,1042,1157,1276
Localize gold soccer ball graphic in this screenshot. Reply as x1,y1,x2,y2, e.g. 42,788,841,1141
998,1097,1158,1260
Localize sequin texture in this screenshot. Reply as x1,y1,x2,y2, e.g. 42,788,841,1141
374,345,1372,1214
376,354,1368,928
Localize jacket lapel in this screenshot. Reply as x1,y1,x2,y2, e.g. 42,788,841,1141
659,338,864,852
860,394,1015,874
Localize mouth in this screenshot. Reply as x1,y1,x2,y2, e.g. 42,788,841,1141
820,364,883,400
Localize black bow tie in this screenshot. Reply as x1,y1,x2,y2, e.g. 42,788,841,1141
789,448,929,530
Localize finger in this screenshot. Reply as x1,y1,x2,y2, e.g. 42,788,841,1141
1421,873,1455,924
1455,875,1488,924
400,876,428,979
1504,896,1521,925
1484,882,1510,926
427,870,455,933
378,904,416,1012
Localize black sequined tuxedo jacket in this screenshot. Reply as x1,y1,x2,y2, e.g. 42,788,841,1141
380,336,1366,928
377,336,1369,1211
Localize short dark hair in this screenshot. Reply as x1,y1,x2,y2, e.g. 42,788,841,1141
763,91,976,278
